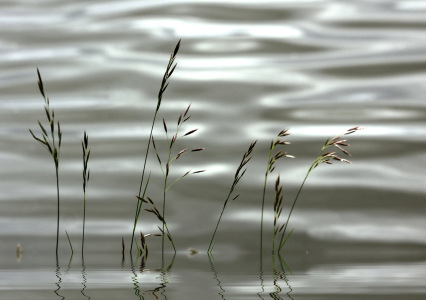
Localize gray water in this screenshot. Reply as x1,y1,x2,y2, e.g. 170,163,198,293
1,1,426,299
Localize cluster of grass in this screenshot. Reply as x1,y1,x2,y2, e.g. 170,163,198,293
130,40,181,255
30,39,361,261
30,69,91,259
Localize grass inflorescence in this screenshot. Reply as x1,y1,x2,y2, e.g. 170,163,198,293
278,127,362,252
272,175,294,254
137,197,167,256
260,129,294,255
152,104,205,254
140,196,174,250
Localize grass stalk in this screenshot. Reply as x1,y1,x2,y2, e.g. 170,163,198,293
121,237,125,262
207,140,257,253
29,68,62,257
208,189,231,253
82,131,90,255
130,39,181,254
278,127,362,251
56,168,60,255
65,230,74,254
162,180,167,254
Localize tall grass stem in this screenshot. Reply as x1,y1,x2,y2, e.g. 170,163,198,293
130,39,181,253
81,131,90,255
208,141,257,253
29,68,62,258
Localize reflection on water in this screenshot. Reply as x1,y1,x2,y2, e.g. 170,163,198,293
0,252,423,299
209,254,227,300
258,254,294,300
209,252,295,300
54,259,64,300
271,255,294,300
42,252,308,299
130,255,144,299
128,252,175,299
81,258,91,300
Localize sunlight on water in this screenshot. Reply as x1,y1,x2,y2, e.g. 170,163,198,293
396,1,426,10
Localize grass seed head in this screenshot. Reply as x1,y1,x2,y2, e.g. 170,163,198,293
162,118,168,133
175,148,188,159
184,129,198,136
184,103,191,117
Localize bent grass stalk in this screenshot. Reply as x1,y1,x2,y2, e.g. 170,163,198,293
260,130,293,255
130,39,181,253
65,230,74,254
29,68,62,257
152,105,205,254
208,140,257,254
278,127,362,252
82,131,90,255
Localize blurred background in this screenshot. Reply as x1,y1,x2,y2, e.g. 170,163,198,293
0,0,425,298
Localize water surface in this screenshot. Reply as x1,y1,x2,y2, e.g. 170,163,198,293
1,0,426,299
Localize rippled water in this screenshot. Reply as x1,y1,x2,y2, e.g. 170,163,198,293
1,1,426,299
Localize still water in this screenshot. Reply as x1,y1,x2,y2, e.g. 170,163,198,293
1,0,426,299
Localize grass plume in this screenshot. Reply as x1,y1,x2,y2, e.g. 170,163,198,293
130,39,181,253
272,175,294,254
208,140,257,254
278,127,362,251
260,130,293,254
29,68,62,257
